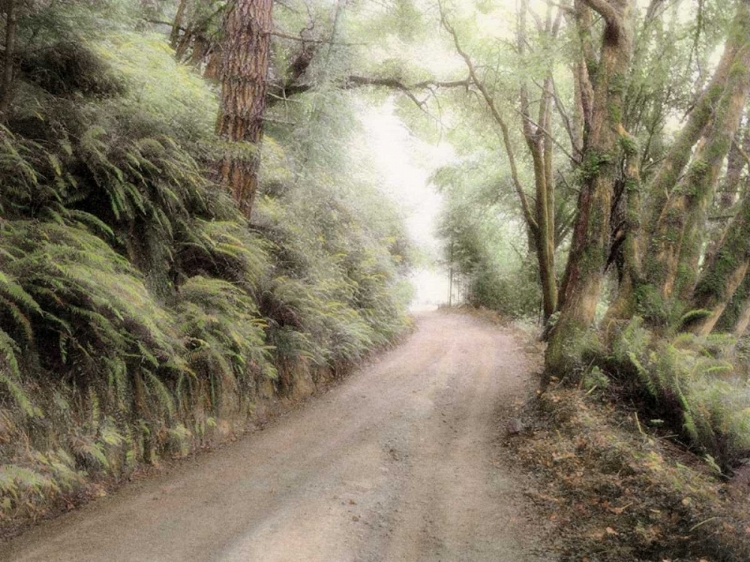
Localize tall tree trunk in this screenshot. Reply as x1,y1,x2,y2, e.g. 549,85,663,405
545,0,633,381
604,127,641,322
703,126,750,264
644,5,750,307
528,84,558,320
0,0,17,119
541,87,557,318
441,7,560,319
640,27,744,250
170,0,188,49
518,2,559,320
556,0,596,310
570,60,587,157
601,0,750,330
720,126,750,209
216,0,272,218
689,189,750,336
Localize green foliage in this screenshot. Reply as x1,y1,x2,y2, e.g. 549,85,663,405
18,41,126,98
0,22,411,525
93,32,219,148
435,160,542,319
613,319,750,468
179,219,270,288
177,276,277,398
0,221,191,462
470,263,542,319
0,458,82,504
612,316,651,365
680,309,713,326
634,283,676,326
582,366,610,392
254,174,411,365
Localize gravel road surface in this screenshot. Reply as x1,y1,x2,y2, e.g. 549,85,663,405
2,311,555,562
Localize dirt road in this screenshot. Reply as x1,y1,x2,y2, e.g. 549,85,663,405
2,311,554,562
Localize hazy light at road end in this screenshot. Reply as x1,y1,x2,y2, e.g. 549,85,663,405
358,99,454,306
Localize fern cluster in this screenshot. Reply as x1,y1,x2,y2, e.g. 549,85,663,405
254,185,410,368
0,24,411,524
612,317,750,468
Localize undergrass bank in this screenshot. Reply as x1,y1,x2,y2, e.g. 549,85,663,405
0,27,413,537
0,336,410,541
508,384,750,562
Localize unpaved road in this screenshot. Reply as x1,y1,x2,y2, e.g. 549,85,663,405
2,311,554,562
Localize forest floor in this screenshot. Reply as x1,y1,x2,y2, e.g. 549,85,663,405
1,311,556,562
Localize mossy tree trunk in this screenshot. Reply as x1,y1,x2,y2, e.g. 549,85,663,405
603,127,641,323
638,16,741,245
170,0,188,49
519,3,560,321
545,0,633,381
0,0,17,119
643,3,750,309
731,277,750,336
721,126,749,209
689,187,750,336
216,0,272,218
703,127,750,266
535,86,559,321
598,0,750,332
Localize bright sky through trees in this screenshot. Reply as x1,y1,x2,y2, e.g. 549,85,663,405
360,99,454,305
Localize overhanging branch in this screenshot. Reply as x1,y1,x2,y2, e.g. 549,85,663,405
438,0,539,232
267,74,472,109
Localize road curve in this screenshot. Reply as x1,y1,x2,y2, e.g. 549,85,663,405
2,311,554,562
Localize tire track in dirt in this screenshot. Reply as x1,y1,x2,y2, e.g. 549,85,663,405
2,311,555,562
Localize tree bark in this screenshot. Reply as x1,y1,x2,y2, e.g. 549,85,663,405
732,278,750,336
703,126,750,264
0,0,17,119
689,189,750,336
519,2,559,320
203,48,222,81
545,0,633,381
170,0,189,49
191,35,209,66
640,0,750,262
216,0,273,218
644,3,750,306
604,126,641,322
720,126,750,208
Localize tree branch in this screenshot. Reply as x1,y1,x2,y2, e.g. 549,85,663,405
438,0,538,232
266,74,471,114
580,0,621,31
345,75,470,91
549,75,583,159
734,140,750,170
144,18,181,28
346,75,428,109
517,108,579,164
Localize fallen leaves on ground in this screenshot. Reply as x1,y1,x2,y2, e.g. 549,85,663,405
507,387,750,561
